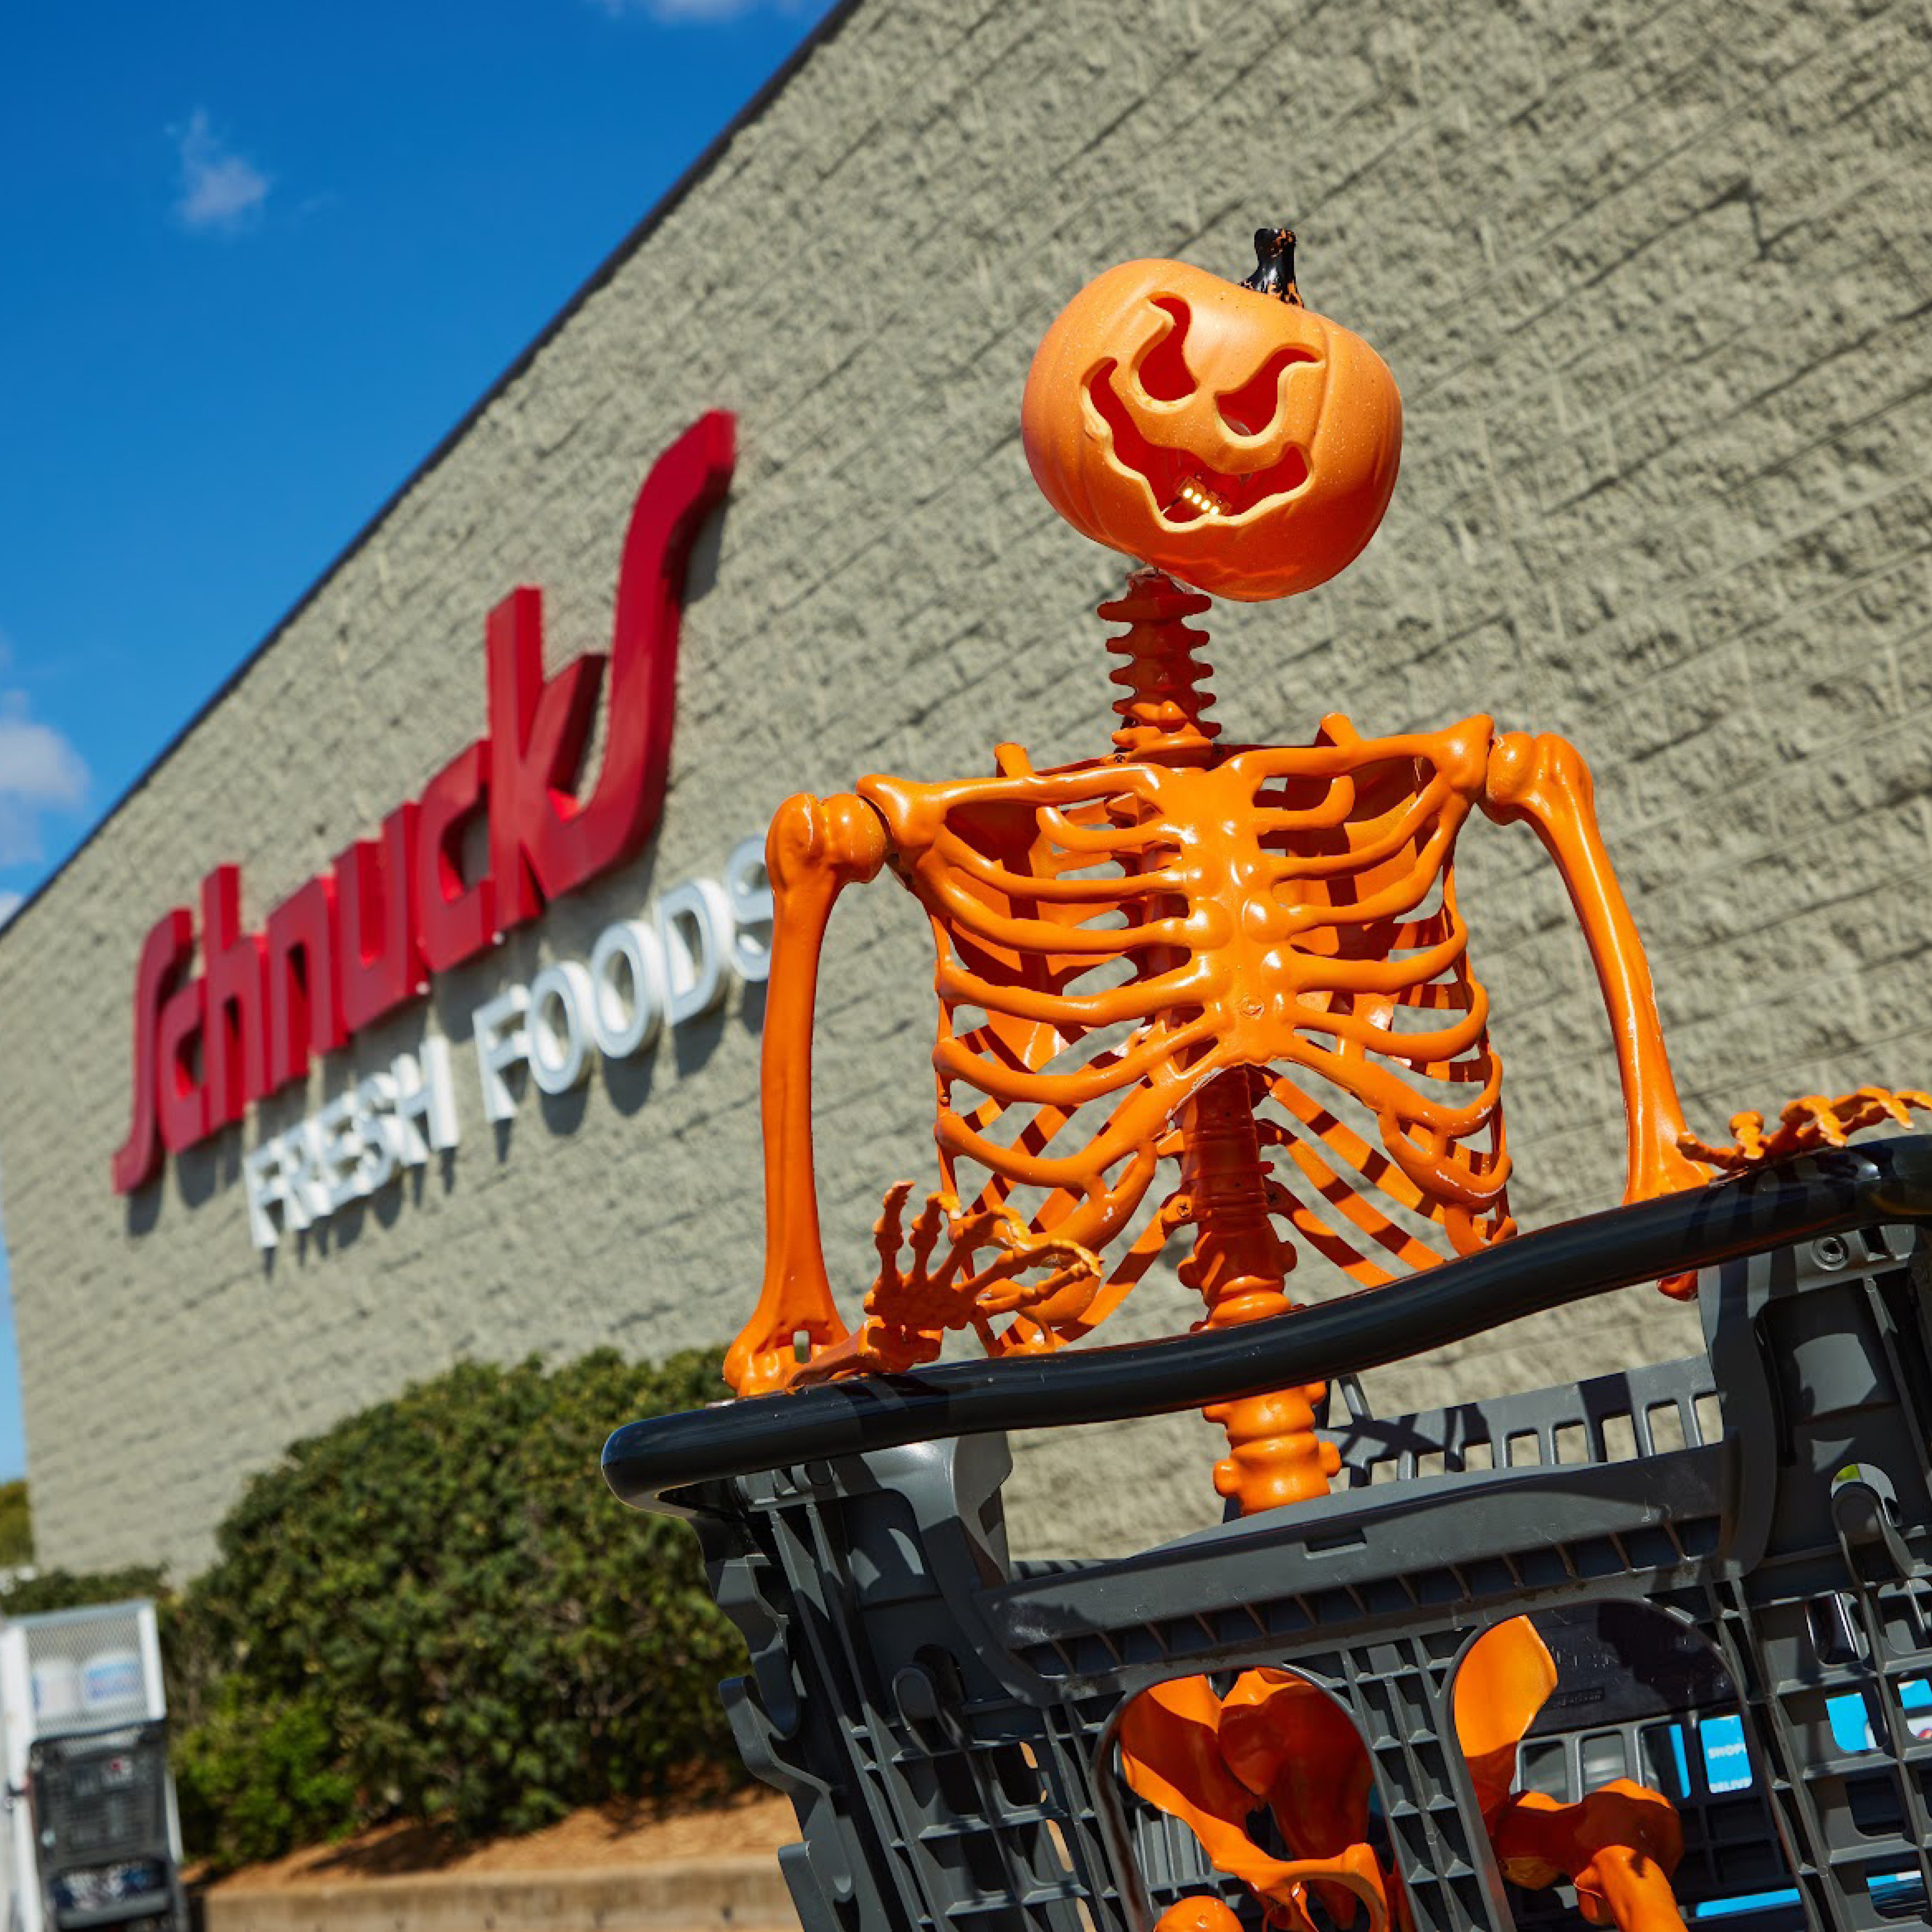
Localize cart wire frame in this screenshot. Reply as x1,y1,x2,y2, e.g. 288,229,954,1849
605,1137,1932,1932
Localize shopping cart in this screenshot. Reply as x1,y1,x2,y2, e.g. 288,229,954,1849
25,1721,185,1932
605,1136,1932,1932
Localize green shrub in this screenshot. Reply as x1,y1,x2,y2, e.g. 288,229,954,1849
171,1348,743,1870
0,1564,165,1616
0,1480,32,1568
171,1683,356,1869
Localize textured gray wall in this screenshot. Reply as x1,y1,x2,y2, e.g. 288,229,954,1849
2,0,1930,1573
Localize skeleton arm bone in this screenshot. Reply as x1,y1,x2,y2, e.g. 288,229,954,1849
723,791,891,1397
1481,733,1712,1206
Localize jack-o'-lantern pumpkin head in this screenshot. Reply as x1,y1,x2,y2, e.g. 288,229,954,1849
1022,228,1401,601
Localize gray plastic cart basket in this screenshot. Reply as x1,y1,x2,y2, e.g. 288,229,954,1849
606,1138,1932,1932
26,1721,186,1932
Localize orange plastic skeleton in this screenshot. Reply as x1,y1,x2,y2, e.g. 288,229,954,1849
725,560,1717,1511
722,227,1922,1930
724,229,1927,1491
1680,1085,1932,1171
1121,1618,1687,1932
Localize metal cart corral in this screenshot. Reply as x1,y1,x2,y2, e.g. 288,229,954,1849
0,1602,184,1932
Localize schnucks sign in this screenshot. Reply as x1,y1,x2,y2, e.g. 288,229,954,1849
112,412,736,1196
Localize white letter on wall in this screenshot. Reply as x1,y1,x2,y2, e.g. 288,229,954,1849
527,962,594,1094
588,920,665,1060
243,1141,287,1251
352,1074,402,1194
656,878,733,1027
313,1093,368,1215
394,1040,460,1154
474,989,530,1123
723,836,773,984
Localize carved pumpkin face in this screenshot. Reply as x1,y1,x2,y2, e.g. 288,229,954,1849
1021,242,1401,601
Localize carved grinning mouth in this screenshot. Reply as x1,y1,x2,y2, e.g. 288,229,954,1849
1085,298,1316,525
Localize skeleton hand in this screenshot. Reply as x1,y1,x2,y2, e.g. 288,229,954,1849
806,1183,1101,1377
1678,1086,1932,1172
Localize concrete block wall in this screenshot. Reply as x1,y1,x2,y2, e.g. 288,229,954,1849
1,0,1929,1573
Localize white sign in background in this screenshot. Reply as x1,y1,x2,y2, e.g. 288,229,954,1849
242,836,771,1251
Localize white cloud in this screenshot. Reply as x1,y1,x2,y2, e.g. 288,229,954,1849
0,893,19,931
173,109,271,234
0,694,89,868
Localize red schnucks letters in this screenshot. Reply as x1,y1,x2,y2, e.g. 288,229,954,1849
262,873,345,1091
109,411,736,1193
336,805,422,1036
109,909,196,1192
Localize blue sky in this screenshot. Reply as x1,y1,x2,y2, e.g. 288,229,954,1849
0,0,842,1490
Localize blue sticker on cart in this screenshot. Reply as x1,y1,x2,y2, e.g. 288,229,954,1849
1698,1714,1752,1792
1825,1678,1932,1753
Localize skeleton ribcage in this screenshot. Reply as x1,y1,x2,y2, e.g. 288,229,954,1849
862,719,1512,1343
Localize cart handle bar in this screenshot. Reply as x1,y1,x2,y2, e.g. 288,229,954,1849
603,1136,1932,1510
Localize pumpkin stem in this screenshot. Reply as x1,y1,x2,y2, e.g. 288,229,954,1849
1241,226,1303,307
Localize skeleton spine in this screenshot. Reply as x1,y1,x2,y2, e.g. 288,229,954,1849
1099,569,1220,759
1096,570,1340,1514
1179,1069,1341,1513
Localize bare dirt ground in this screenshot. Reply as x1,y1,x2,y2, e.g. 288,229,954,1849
207,1787,797,1891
